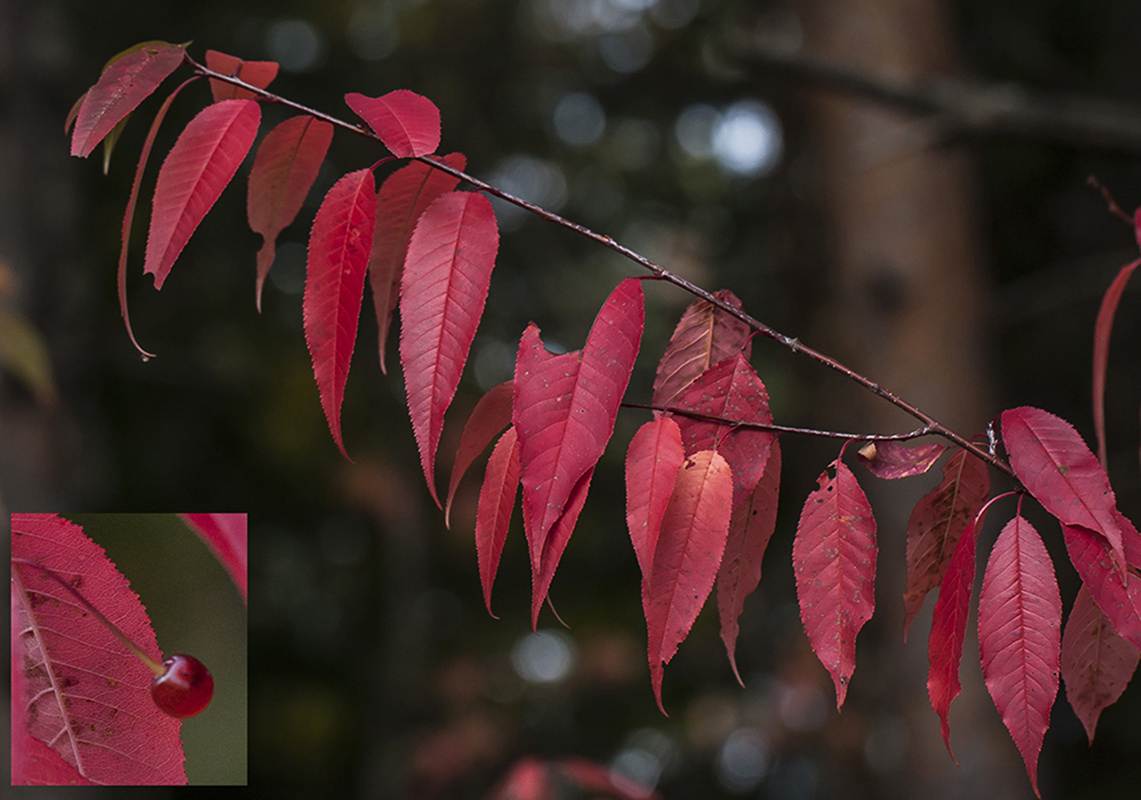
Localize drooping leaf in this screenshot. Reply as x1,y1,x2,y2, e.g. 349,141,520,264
652,290,752,410
977,514,1061,798
370,153,465,372
1092,257,1140,468
71,43,185,158
531,468,595,628
445,379,514,527
1002,406,1126,567
11,514,186,785
646,450,734,714
903,448,990,639
205,49,279,101
793,456,877,709
857,440,947,479
513,279,645,583
718,440,781,686
144,98,262,289
345,89,441,158
247,115,334,310
625,416,686,581
400,191,499,504
179,513,248,604
117,77,199,358
1061,583,1140,743
1061,522,1141,649
304,168,377,459
475,426,520,618
926,504,988,762
672,354,775,503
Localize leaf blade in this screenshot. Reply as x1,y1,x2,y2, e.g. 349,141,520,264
445,379,514,527
903,449,990,639
792,458,877,709
652,289,752,410
247,115,334,311
646,450,734,714
11,514,186,785
144,98,262,289
626,416,686,583
1061,583,1140,743
717,440,781,685
400,191,500,504
370,153,465,372
71,43,185,158
513,279,645,579
977,514,1061,798
1092,257,1140,468
1002,406,1125,567
304,168,378,459
475,427,520,617
345,90,441,157
205,49,279,101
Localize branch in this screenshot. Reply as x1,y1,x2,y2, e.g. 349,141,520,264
187,55,1017,482
729,42,1141,155
622,401,934,442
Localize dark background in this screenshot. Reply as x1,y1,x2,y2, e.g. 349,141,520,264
2,0,1140,797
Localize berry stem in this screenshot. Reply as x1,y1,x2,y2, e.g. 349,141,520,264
11,557,165,677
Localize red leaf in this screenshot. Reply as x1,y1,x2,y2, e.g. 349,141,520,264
1092,257,1140,468
1002,406,1126,568
625,416,686,582
652,289,752,410
400,191,499,504
345,89,441,158
557,756,663,800
304,168,378,460
11,580,29,785
903,449,990,639
646,450,734,714
144,98,262,289
717,440,781,686
475,426,520,618
445,380,514,527
513,279,644,584
370,153,465,373
1061,522,1141,649
116,78,198,358
531,468,595,628
247,115,334,311
205,49,279,101
487,756,553,800
179,513,248,605
793,457,877,709
857,440,947,479
977,514,1061,798
672,354,775,502
1061,583,1140,743
11,514,186,785
71,43,185,158
927,503,989,762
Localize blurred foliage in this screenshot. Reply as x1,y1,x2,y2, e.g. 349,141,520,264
3,0,1140,797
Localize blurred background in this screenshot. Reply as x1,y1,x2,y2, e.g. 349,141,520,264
2,0,1139,797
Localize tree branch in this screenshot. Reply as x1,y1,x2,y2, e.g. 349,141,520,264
186,53,1017,482
729,42,1141,154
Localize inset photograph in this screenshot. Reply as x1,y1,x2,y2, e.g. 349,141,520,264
10,512,246,786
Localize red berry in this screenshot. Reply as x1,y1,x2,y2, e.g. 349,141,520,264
151,654,214,718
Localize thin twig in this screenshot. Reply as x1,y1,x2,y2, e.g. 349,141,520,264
187,55,1018,482
622,401,933,442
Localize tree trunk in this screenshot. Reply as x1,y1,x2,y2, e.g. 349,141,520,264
792,0,1027,795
